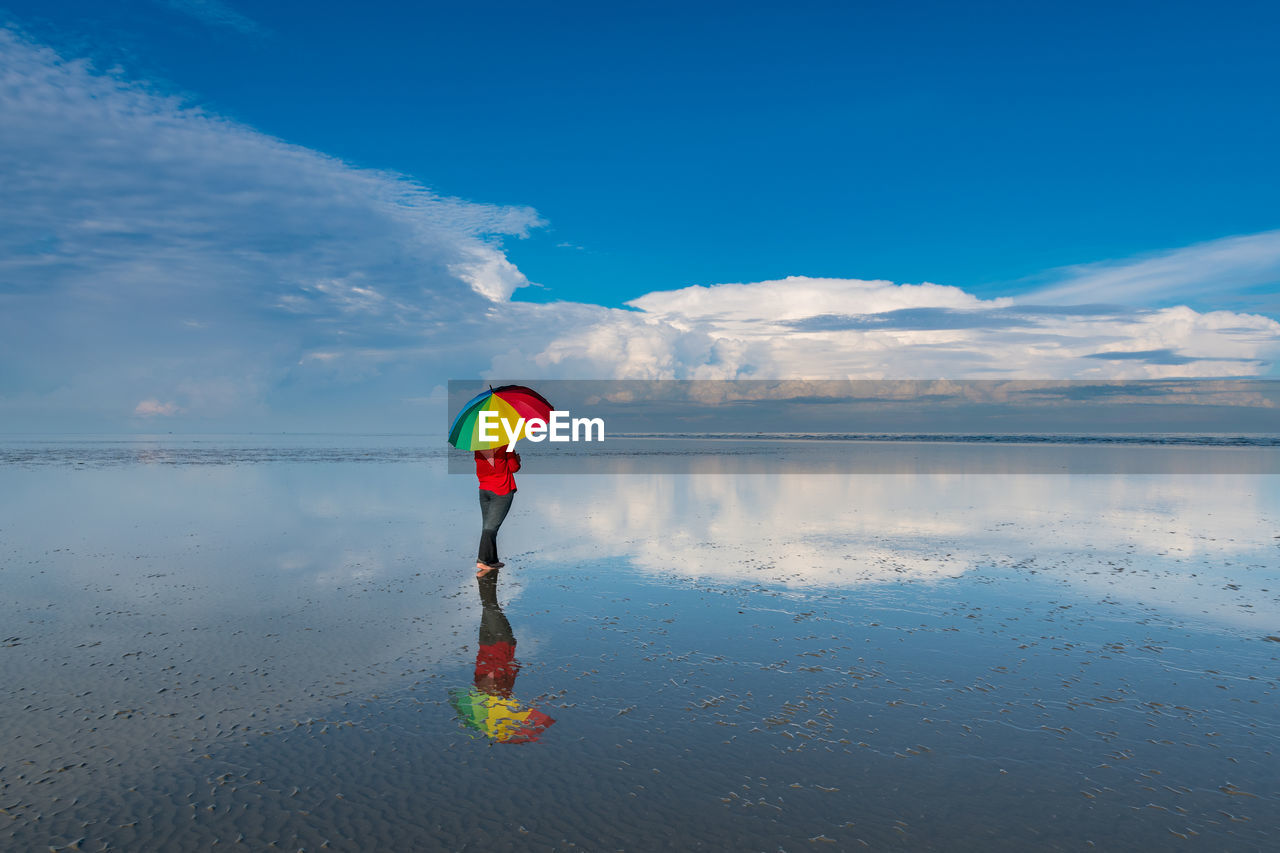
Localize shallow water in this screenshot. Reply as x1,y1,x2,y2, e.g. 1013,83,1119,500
1,438,1277,850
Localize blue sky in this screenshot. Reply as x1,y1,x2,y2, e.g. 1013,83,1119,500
2,1,1280,430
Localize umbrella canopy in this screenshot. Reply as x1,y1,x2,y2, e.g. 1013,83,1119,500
448,384,554,451
449,689,556,744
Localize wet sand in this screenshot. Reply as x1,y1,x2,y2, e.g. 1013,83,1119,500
1,437,1277,850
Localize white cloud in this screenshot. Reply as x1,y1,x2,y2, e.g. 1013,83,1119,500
449,248,533,302
629,276,1009,325
1029,229,1280,306
493,277,1280,380
0,28,542,428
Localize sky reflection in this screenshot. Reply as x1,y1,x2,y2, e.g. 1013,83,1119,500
519,468,1280,634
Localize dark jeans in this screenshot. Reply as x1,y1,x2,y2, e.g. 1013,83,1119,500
477,489,514,566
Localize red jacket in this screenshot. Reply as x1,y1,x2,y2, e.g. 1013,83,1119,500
474,447,520,495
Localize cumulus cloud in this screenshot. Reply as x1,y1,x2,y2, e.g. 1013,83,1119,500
630,276,1009,323
495,277,1280,380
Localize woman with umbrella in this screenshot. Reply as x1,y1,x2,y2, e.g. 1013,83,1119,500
448,385,554,578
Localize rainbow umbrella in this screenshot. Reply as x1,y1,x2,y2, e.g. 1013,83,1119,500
448,384,554,451
449,689,556,744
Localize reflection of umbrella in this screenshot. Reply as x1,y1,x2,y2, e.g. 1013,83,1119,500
448,385,554,451
450,689,556,744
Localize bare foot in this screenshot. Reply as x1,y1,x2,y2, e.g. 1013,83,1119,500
475,562,500,578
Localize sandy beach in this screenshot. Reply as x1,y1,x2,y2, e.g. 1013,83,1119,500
1,436,1276,850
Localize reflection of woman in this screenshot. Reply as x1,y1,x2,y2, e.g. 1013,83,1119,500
474,446,520,578
457,573,554,744
474,572,518,696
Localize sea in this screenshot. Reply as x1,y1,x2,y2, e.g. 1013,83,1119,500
1,434,1277,850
